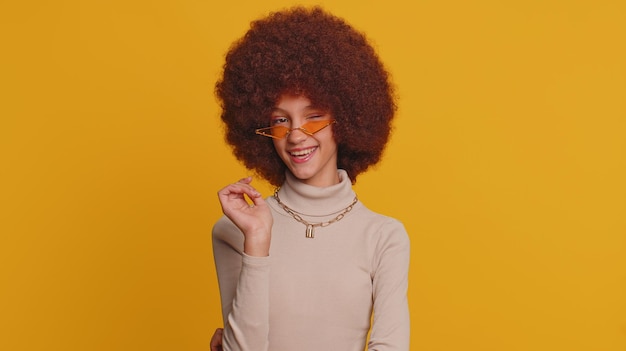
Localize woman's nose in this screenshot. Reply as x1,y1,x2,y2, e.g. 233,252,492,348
286,127,308,143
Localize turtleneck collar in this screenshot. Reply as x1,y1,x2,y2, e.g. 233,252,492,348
271,169,357,217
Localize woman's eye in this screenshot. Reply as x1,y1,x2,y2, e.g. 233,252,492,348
306,114,324,120
271,117,289,125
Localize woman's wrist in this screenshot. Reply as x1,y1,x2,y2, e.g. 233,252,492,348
243,231,271,257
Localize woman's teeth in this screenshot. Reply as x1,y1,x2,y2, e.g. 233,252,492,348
290,147,316,156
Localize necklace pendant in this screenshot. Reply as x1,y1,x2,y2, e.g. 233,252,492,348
305,224,314,238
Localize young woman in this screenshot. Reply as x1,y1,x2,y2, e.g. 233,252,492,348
211,6,410,351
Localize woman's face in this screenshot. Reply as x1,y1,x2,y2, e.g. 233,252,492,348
270,95,339,187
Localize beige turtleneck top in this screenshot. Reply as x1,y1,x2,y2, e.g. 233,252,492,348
212,170,410,350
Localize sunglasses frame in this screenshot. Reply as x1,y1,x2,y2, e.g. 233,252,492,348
255,119,336,139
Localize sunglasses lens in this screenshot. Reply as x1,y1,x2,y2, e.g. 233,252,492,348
270,126,290,138
256,126,289,138
301,120,333,134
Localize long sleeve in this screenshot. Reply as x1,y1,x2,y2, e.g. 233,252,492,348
368,219,411,351
212,216,270,351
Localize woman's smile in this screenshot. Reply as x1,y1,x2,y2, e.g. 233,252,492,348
288,146,318,161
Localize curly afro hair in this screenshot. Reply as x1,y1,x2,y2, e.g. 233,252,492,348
215,6,396,186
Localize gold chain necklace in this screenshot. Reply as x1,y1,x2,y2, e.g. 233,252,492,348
273,188,358,238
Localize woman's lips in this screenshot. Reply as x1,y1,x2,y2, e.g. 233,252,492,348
289,146,317,163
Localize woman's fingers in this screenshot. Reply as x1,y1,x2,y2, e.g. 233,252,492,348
249,193,267,206
218,178,261,203
236,176,252,184
217,177,273,257
217,176,269,221
210,327,223,351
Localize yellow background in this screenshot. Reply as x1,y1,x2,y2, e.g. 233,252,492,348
1,0,625,350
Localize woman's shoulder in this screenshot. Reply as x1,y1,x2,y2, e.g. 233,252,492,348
354,204,409,242
355,202,405,226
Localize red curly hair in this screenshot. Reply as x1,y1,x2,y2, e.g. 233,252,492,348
215,6,396,186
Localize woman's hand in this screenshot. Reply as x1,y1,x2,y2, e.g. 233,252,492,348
217,177,273,256
210,327,223,351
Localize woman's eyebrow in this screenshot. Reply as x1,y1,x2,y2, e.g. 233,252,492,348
271,105,322,114
271,107,290,115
